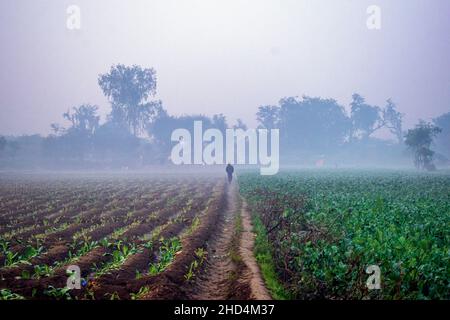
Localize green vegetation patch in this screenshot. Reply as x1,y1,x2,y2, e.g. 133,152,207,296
239,169,450,300
252,214,291,300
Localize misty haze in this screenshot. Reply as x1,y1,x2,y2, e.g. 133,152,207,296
0,0,448,306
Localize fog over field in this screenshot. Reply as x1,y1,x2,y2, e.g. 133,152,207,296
0,1,449,304
0,0,449,172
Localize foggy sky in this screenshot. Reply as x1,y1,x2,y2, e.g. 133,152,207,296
0,0,449,136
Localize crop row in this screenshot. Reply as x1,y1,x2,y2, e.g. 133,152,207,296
239,169,450,300
0,174,225,300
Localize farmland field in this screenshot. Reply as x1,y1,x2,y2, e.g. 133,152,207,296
0,172,267,300
0,170,449,300
239,169,450,300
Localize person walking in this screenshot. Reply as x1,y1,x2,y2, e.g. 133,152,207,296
226,164,234,183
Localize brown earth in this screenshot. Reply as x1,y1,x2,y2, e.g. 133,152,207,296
0,175,271,300
186,181,271,300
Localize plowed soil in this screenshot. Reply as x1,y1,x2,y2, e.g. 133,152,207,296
0,173,270,300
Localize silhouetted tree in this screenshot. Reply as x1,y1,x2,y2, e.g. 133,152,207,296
148,112,214,159
147,111,231,163
350,93,384,140
98,64,161,136
212,114,228,133
256,105,280,129
92,120,141,166
44,105,101,162
405,121,441,170
50,123,66,136
7,140,20,157
383,99,403,143
0,136,6,154
233,118,248,130
279,96,351,153
63,104,100,136
433,112,450,158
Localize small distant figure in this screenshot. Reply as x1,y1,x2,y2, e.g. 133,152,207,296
226,164,234,183
315,159,325,168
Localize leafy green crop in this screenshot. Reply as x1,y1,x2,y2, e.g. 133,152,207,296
43,286,72,300
94,241,140,277
239,169,450,300
0,289,25,300
2,242,45,268
149,237,182,275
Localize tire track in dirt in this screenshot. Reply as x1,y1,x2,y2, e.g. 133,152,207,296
238,193,271,300
189,181,271,300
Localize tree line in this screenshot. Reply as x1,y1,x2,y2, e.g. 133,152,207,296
0,64,449,170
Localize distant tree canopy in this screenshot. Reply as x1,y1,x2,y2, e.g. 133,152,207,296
63,104,100,137
0,136,6,153
433,112,450,158
98,64,162,136
233,118,248,130
405,121,442,170
279,96,351,152
93,121,141,165
256,105,280,129
350,93,383,140
2,64,448,169
147,112,230,155
350,94,403,142
383,99,403,143
256,94,405,156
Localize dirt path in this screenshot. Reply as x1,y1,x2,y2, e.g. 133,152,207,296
189,181,271,300
238,194,272,300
